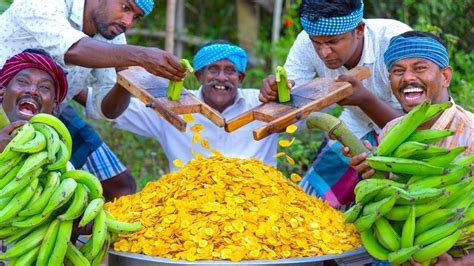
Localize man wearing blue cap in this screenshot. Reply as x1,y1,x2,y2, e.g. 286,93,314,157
346,31,474,265
259,0,412,208
0,0,187,200
114,41,280,172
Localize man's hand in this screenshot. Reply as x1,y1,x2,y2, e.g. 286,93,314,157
259,75,295,103
0,121,27,152
141,48,187,81
336,74,371,106
342,140,375,179
409,252,474,266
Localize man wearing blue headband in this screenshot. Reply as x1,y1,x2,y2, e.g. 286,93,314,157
0,0,188,201
113,41,280,172
346,30,474,266
260,0,412,209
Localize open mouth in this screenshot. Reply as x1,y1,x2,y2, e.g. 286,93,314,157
213,84,228,91
17,99,40,116
401,87,426,105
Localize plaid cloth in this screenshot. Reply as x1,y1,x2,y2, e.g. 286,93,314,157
59,105,126,180
384,35,449,70
193,43,247,72
300,3,364,36
299,130,379,208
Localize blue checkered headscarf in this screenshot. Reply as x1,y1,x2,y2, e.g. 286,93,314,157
193,43,247,73
135,0,154,16
301,3,364,36
384,35,449,71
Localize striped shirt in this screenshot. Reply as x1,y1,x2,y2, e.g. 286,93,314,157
380,99,474,156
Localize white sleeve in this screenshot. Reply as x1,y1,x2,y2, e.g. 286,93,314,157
284,31,318,86
11,0,88,66
114,97,163,140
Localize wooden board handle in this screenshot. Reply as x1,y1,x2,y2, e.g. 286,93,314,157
345,66,371,80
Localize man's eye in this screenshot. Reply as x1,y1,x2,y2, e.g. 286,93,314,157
391,69,403,75
122,4,130,11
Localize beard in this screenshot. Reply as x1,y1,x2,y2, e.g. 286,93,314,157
92,10,126,40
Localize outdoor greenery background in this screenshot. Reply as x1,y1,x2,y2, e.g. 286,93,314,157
1,0,473,189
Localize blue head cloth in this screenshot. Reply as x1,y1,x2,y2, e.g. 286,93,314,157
384,35,449,71
193,43,247,73
300,2,364,36
135,0,154,16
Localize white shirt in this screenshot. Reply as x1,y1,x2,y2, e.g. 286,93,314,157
0,0,126,118
285,19,412,138
114,88,279,172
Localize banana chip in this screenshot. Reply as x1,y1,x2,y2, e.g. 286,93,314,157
192,134,201,144
173,159,183,168
106,156,360,261
286,124,298,134
290,173,302,182
201,138,210,149
279,137,295,148
272,152,286,158
286,155,295,165
190,124,204,133
183,114,195,123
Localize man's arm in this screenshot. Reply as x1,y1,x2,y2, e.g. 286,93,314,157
336,74,404,128
65,38,186,81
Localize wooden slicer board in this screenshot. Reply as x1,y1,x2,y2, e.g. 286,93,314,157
224,66,371,140
117,67,225,132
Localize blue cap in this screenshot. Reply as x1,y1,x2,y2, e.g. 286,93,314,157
135,0,154,16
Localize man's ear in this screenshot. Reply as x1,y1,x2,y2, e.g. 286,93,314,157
441,66,453,89
355,22,365,39
238,72,246,84
195,70,204,83
51,102,59,117
0,86,6,104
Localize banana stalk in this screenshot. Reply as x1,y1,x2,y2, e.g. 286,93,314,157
275,66,291,103
306,112,386,179
168,59,194,101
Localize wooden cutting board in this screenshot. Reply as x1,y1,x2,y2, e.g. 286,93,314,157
225,66,370,140
116,67,225,132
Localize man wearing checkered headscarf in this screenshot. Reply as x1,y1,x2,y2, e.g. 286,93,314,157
260,0,412,229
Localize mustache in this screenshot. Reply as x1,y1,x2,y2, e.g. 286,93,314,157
16,94,41,105
206,80,236,90
399,82,425,91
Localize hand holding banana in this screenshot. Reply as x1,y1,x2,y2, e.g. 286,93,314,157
0,113,141,265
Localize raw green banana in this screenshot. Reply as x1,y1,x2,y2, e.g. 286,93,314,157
48,220,73,265
0,222,49,260
415,208,459,236
374,217,401,251
415,220,462,246
105,211,141,234
37,219,60,266
367,156,449,176
360,228,390,260
42,177,78,215
275,66,291,103
425,146,466,167
362,193,398,216
61,170,103,199
406,129,454,144
412,230,461,262
10,130,46,153
30,113,72,157
344,202,363,223
79,198,105,227
387,245,421,265
354,211,380,232
401,205,416,248
168,58,194,101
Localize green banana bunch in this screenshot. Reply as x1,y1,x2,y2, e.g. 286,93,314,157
275,65,291,103
168,58,194,101
0,177,39,224
62,169,104,199
0,161,23,190
10,130,46,153
0,152,24,176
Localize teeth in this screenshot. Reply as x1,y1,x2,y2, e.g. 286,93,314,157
214,85,226,90
403,88,423,94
